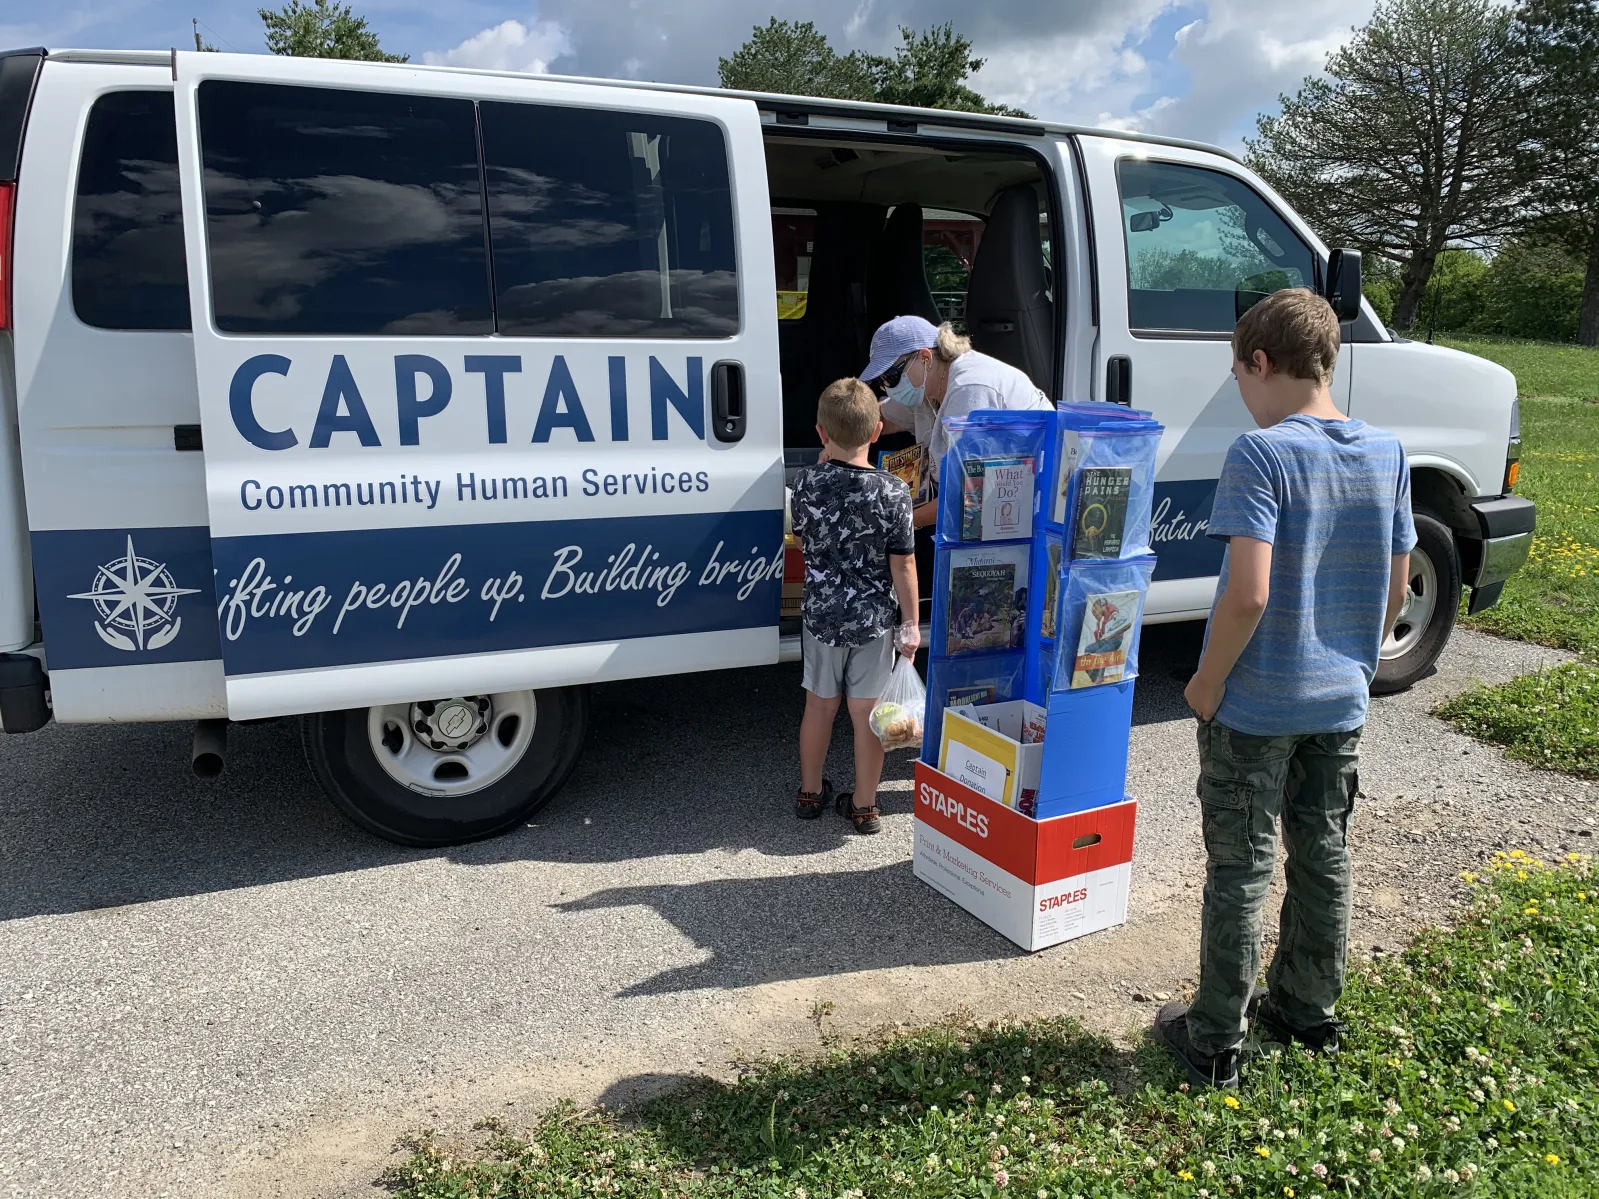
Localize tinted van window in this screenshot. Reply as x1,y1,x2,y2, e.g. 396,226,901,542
479,102,738,338
196,81,493,335
73,91,191,331
1117,159,1313,335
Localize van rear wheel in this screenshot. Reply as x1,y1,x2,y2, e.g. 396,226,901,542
301,686,588,846
1372,510,1459,695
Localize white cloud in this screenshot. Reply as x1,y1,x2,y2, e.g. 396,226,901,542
423,17,573,75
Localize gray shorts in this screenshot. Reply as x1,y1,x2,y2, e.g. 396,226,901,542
801,629,894,700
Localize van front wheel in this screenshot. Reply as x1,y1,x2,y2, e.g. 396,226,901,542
301,686,589,846
1372,510,1460,695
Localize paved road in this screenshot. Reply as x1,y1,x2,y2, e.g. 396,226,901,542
0,626,1588,1198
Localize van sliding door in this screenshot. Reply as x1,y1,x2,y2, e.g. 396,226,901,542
171,53,782,720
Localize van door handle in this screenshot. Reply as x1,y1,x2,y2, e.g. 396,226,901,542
710,360,746,442
1106,355,1132,406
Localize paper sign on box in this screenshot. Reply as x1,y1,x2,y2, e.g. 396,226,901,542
938,699,1047,814
913,760,1136,951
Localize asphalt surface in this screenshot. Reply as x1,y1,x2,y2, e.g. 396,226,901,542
0,624,1589,1198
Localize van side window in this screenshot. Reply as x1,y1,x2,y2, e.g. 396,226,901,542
196,81,493,335
479,102,739,338
72,91,191,332
1116,160,1313,335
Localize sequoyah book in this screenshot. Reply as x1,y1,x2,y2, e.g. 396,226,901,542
961,456,1035,541
946,544,1028,654
1071,588,1140,687
1072,467,1132,559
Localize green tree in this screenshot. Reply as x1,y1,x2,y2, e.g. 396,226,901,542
259,0,407,62
1246,0,1527,331
868,24,1031,117
717,18,875,100
719,19,1030,117
1515,0,1599,344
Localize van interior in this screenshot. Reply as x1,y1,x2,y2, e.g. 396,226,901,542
760,133,1057,460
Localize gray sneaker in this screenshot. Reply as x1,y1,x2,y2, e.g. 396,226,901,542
1154,1002,1239,1089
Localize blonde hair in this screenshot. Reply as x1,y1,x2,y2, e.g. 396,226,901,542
933,322,972,362
817,377,880,449
1232,288,1340,384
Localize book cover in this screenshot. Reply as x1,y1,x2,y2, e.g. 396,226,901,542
945,544,1029,654
947,684,997,708
878,443,927,503
1072,467,1133,559
1051,429,1080,524
1071,588,1142,687
1041,540,1062,640
960,455,1035,541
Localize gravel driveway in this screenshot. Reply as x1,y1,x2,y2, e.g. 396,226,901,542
0,626,1591,1198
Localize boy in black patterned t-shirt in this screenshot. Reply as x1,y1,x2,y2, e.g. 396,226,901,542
790,378,920,834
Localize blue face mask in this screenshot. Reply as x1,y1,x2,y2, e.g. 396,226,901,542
884,358,926,409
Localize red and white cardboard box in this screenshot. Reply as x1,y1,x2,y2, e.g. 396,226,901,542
912,759,1136,951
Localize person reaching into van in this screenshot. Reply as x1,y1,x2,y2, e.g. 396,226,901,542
860,315,1053,529
791,378,921,835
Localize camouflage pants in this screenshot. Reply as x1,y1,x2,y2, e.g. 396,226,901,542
1187,719,1362,1056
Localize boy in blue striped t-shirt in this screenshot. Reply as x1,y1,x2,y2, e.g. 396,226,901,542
1156,289,1416,1089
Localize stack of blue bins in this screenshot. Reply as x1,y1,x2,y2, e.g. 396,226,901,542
922,403,1163,823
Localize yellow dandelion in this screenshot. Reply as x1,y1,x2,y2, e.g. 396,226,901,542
1285,1189,1296,1198
1177,1170,1195,1182
1580,893,1589,901
1461,872,1479,882
1255,1147,1271,1159
1525,907,1539,915
1223,1096,1241,1110
1510,850,1526,859
1503,1099,1517,1112
1547,1154,1561,1165
1519,871,1529,880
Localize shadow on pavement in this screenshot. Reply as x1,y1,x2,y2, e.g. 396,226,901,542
0,626,1206,921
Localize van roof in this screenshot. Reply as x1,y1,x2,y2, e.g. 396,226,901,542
35,46,1242,165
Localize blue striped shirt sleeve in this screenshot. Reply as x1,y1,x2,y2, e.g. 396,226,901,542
1392,458,1418,554
1208,434,1280,545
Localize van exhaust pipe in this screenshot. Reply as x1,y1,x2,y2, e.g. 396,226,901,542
192,719,228,778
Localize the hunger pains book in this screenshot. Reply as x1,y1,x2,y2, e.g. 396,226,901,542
1072,466,1133,559
878,443,928,504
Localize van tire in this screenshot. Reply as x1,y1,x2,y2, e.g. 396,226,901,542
301,686,589,847
1372,510,1459,695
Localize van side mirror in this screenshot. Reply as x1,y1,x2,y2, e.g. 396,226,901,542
1324,248,1362,323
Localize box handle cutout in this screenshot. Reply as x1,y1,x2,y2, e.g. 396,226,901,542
1071,833,1102,849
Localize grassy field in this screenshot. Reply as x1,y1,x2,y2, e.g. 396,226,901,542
386,856,1599,1198
1429,338,1599,773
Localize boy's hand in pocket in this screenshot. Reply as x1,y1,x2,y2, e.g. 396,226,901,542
1184,673,1225,722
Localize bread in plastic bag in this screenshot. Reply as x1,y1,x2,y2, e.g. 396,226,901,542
870,657,927,752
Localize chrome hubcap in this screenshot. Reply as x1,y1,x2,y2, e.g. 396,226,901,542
1381,547,1437,661
367,691,537,796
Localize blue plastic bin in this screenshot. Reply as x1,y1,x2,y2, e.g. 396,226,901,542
1034,679,1135,819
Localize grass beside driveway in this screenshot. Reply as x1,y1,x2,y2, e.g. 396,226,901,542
384,855,1599,1199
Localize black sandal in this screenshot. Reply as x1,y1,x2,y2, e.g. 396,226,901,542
836,790,882,834
795,778,833,820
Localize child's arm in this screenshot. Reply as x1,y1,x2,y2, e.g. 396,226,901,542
889,553,920,658
1184,536,1272,721
1384,552,1411,638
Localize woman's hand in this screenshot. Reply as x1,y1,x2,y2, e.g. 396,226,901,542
912,500,938,529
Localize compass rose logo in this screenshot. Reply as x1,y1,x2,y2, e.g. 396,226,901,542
68,535,202,653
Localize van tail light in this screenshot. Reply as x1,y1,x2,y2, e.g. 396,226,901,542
1504,399,1521,493
0,181,12,329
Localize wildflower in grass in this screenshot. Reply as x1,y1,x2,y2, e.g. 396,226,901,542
1391,1136,1406,1151
1312,1163,1328,1179
1384,1098,1401,1115
993,1168,1009,1188
1547,1154,1561,1165
1415,1165,1432,1182
1224,1096,1241,1110
1285,1163,1299,1175
1177,1170,1195,1182
1256,1147,1271,1158
1404,1123,1419,1138
1443,1169,1460,1183
1461,871,1478,882
1460,1164,1477,1181
1284,1189,1295,1197
1368,1149,1383,1161
1503,1099,1517,1112
1142,1156,1157,1169
1203,1160,1216,1176
859,1104,868,1113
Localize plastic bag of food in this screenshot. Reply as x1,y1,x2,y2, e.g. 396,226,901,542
871,656,927,752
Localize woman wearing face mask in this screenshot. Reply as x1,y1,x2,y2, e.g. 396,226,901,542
861,314,1052,528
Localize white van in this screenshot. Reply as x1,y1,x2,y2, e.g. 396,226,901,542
0,48,1534,845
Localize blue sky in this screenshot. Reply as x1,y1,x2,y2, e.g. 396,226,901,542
4,0,1374,148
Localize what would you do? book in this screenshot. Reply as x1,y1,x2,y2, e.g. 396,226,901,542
961,455,1035,542
946,543,1029,655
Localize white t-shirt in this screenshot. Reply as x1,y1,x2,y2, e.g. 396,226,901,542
880,351,1052,492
